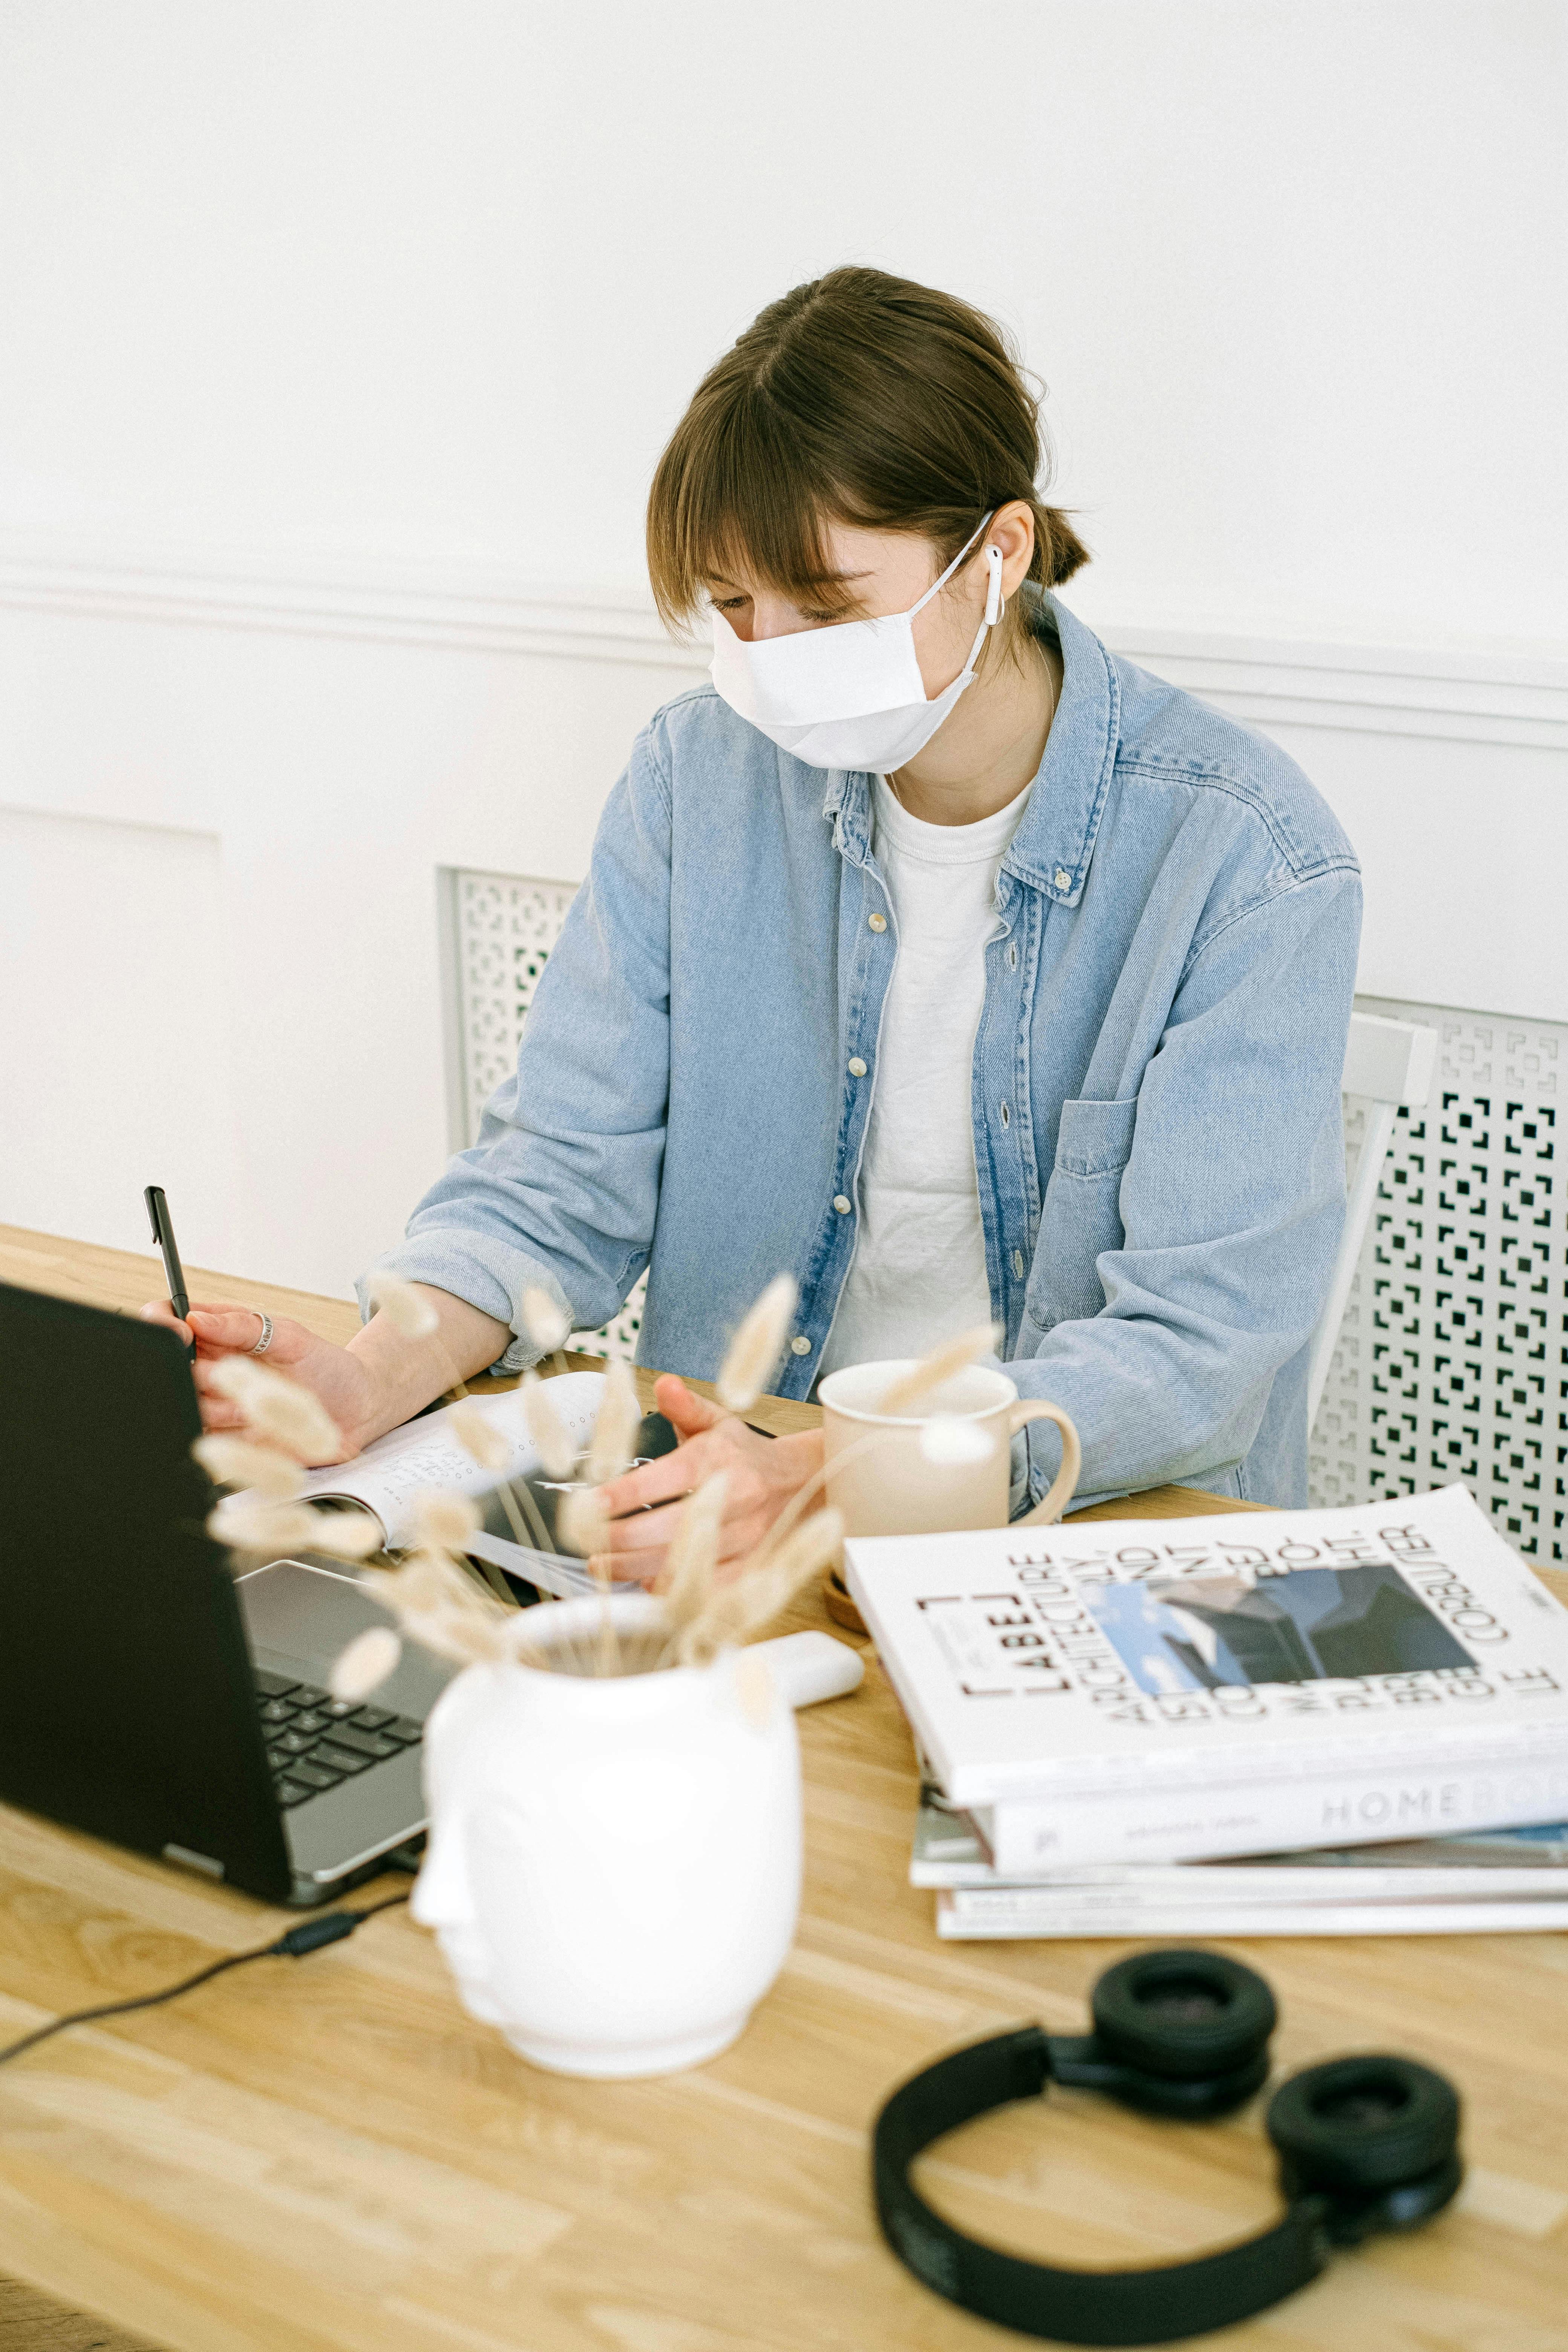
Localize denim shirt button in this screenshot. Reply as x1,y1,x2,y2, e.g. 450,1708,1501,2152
848,1056,867,1077
1012,1248,1026,1278
833,1196,852,1214
1054,868,1071,892
868,913,887,932
790,1335,812,1356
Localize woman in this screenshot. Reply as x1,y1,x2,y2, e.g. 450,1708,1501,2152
150,267,1360,1576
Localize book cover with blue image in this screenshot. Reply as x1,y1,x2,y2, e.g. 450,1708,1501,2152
1084,1560,1474,1697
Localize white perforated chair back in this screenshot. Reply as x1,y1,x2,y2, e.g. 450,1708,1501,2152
1306,1014,1438,1429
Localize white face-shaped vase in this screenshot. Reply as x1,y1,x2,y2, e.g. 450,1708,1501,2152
412,1592,803,2077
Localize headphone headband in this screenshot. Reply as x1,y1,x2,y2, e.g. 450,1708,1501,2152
872,1951,1462,2346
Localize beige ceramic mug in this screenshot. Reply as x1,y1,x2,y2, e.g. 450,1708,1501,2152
817,1360,1081,1537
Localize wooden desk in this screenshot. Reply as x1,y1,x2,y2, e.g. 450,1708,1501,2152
1,1226,1566,2352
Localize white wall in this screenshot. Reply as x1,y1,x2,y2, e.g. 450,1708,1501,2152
0,808,240,1261
0,2,1563,1296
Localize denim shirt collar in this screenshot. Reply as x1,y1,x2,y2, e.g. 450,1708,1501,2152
819,592,1120,906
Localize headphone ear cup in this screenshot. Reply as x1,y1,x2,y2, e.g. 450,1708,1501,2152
1091,1948,1277,2082
1268,2057,1461,2195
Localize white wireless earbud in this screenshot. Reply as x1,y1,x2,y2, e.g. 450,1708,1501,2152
984,545,1004,628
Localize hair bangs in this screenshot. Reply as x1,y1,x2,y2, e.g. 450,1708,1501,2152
647,384,859,630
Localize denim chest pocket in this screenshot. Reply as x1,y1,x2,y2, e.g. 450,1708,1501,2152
1031,1096,1140,1328
1052,1094,1139,1180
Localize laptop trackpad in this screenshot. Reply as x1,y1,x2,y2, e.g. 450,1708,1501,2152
235,1557,453,1719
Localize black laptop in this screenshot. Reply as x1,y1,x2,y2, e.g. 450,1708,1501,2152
0,1280,451,1905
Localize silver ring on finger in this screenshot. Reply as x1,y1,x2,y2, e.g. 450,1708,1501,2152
250,1312,275,1357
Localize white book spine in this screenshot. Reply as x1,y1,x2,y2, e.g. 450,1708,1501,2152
913,1856,1567,1897
944,1876,1567,1918
981,1756,1568,1872
935,1891,1568,1940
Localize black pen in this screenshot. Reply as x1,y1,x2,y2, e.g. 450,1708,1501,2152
144,1185,197,1364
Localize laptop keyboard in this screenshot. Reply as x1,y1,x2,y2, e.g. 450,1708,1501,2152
253,1668,423,1809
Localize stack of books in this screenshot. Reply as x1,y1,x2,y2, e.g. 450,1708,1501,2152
911,1787,1568,1937
844,1484,1568,1939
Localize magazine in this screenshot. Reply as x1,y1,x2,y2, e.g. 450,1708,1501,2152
846,1484,1568,1864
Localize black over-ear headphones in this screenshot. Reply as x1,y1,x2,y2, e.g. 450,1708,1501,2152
873,1948,1462,2346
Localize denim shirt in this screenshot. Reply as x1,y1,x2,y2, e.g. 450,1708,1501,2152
364,594,1361,1510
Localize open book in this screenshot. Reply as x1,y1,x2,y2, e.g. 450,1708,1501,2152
296,1373,609,1596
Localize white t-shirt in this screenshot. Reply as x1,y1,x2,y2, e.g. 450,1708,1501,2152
818,773,1033,1380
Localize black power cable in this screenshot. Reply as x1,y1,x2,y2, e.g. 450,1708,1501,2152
0,1893,410,2068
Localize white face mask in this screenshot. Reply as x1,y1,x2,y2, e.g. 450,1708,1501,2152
709,515,1003,772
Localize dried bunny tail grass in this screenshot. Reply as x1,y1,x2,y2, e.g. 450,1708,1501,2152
359,1549,511,1667
919,1414,997,1467
208,1355,345,1463
358,1551,448,1619
594,1575,618,1678
363,1273,440,1340
410,1490,482,1553
329,1625,402,1702
743,1423,884,1575
206,1493,384,1563
716,1274,798,1413
878,1322,1002,1418
493,1603,559,1666
656,1470,729,1631
192,1434,303,1499
386,1605,502,1669
447,1399,512,1472
585,1356,642,1486
206,1354,264,1408
251,1384,343,1462
677,1508,844,1668
521,1286,571,1354
206,1497,326,1556
521,1372,579,1479
302,1509,385,1561
555,1483,611,1560
482,1453,556,1566
732,1646,774,1729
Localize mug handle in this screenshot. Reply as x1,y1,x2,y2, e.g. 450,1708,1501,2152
1008,1400,1082,1527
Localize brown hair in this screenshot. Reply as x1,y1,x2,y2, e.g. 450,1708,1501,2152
646,266,1089,635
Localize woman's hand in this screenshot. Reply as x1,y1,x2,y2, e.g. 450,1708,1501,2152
142,1281,514,1466
592,1373,824,1585
139,1300,380,1462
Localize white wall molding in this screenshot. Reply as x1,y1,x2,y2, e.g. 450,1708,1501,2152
2,535,1565,749
1091,627,1568,752
0,537,699,671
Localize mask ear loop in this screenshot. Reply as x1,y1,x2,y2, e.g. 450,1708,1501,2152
903,519,1004,685
907,514,996,619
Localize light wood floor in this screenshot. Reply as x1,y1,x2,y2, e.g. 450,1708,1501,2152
0,2276,165,2351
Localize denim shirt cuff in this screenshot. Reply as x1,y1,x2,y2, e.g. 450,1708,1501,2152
986,1346,1066,1522
1009,1413,1067,1520
1009,1429,1032,1520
